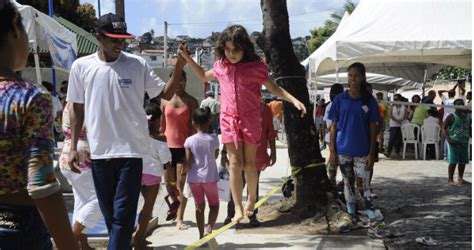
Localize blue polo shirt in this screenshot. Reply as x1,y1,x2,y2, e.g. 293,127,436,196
328,91,381,157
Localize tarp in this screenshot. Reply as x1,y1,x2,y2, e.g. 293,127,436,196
16,2,77,71
306,0,472,83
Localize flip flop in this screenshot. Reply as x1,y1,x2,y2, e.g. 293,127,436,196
416,236,438,246
165,195,180,221
176,223,189,230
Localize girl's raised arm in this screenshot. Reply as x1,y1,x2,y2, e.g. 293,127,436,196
263,79,307,117
178,43,215,82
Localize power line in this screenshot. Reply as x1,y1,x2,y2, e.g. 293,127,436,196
168,7,336,26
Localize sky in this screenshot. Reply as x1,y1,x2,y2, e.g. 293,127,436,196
80,0,353,39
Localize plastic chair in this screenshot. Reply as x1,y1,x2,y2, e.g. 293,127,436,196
421,124,441,160
401,123,420,159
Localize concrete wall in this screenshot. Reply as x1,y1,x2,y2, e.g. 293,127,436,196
20,66,206,102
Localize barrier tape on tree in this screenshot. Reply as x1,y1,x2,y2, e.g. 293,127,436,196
184,161,325,249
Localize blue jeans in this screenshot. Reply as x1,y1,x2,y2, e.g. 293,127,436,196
0,205,52,250
92,158,142,250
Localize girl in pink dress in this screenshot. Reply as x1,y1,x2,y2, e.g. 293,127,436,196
179,25,306,222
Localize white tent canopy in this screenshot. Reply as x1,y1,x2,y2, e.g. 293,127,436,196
316,72,423,91
16,2,78,83
307,0,472,83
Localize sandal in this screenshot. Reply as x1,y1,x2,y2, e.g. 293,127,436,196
165,195,180,221
176,222,189,230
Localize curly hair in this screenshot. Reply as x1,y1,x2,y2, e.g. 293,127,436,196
214,24,260,62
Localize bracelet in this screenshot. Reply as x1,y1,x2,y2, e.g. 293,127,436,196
168,182,176,186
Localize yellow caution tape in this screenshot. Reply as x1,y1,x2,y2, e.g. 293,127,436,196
184,161,325,249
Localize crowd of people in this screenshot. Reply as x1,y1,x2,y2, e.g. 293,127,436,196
1,1,471,249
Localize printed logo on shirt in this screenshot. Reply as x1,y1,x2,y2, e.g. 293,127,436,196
362,105,369,113
118,78,132,88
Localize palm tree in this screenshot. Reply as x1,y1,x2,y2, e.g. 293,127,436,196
325,0,357,29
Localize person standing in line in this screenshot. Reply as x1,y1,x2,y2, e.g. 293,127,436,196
443,99,471,186
59,102,101,250
179,25,306,222
328,62,381,233
67,13,186,249
385,94,407,159
183,108,220,247
324,84,344,187
268,96,284,137
200,90,220,134
161,70,198,230
133,102,172,249
0,1,78,249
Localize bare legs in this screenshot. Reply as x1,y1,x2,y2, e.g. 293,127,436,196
226,142,258,222
448,163,467,186
133,185,160,250
72,222,93,250
176,163,189,229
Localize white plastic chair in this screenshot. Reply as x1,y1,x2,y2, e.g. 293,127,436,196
421,124,441,160
401,123,420,159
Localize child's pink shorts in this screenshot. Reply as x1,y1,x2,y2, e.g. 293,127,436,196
141,174,162,186
189,182,219,206
220,112,262,147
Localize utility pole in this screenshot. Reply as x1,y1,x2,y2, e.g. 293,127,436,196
97,0,101,17
164,21,168,68
115,0,125,19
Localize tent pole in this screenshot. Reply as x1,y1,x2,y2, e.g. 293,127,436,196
335,61,339,83
422,69,427,98
32,40,42,84
48,0,56,96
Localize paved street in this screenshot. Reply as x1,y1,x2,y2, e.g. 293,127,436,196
60,140,471,249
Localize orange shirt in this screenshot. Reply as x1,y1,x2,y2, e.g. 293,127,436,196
268,100,283,120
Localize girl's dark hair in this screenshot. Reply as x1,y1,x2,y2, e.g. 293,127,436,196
192,108,211,126
329,83,344,102
348,62,372,105
169,70,186,81
214,25,260,62
0,0,23,49
145,102,162,122
411,95,421,103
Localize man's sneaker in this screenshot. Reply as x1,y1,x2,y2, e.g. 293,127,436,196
367,222,387,238
338,215,354,233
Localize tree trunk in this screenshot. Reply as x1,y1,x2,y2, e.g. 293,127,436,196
259,0,331,217
115,0,125,19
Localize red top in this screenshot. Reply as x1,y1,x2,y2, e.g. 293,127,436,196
256,103,277,171
163,104,192,148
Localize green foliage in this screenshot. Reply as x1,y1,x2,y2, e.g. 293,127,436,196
17,0,96,32
307,0,357,53
307,25,335,53
431,66,471,80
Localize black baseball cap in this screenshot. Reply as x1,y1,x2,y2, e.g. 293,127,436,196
96,13,135,39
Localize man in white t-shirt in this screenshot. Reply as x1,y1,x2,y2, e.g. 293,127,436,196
66,13,186,249
200,91,220,133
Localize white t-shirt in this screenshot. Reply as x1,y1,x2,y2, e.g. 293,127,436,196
52,95,62,118
200,97,220,115
67,52,166,159
423,116,439,126
389,105,406,127
323,102,332,143
441,95,466,121
143,138,172,177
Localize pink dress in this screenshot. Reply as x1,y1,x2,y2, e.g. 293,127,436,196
59,102,91,171
213,59,269,147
